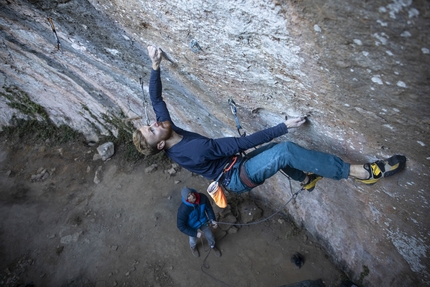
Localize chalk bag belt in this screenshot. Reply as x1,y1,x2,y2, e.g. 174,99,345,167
239,160,259,189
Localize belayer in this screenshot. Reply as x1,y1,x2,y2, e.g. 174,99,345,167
177,187,221,257
133,46,406,198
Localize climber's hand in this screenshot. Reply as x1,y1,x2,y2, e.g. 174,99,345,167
147,45,162,70
285,117,306,129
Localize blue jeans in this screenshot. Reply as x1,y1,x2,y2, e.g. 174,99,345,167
189,224,215,248
226,142,350,193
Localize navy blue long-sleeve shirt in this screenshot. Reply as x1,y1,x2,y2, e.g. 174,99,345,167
149,69,289,180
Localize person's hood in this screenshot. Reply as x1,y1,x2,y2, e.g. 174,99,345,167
181,187,195,201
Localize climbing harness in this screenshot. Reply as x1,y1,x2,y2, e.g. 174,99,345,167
139,77,150,125
47,18,60,50
238,159,260,189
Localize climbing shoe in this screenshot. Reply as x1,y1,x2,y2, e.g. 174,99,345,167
211,246,222,257
359,155,406,185
290,252,304,269
301,173,323,192
191,246,200,258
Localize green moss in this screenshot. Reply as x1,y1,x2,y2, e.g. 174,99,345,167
358,265,370,286
285,221,301,238
1,86,50,121
0,86,80,144
81,104,105,133
99,111,144,161
0,85,144,161
2,116,81,144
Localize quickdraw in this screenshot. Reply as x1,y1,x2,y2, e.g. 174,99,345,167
190,39,202,53
228,99,246,137
47,18,60,50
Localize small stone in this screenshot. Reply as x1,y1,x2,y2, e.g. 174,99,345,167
41,172,49,181
97,142,115,160
228,226,239,234
93,154,102,161
171,163,180,170
165,167,177,175
145,164,158,173
94,166,102,184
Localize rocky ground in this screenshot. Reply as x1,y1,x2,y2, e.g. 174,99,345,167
0,130,349,287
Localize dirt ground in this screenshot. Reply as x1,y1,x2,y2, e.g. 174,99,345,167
0,133,347,287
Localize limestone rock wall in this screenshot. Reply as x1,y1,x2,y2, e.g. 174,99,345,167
0,0,429,285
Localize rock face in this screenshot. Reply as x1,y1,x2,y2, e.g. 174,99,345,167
0,0,429,285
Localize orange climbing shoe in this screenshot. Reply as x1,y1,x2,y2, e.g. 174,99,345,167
359,155,406,185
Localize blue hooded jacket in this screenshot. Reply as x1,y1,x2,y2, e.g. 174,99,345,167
177,187,216,237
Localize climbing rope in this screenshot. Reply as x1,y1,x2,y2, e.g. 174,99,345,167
196,184,304,287
217,186,303,227
191,99,307,285
196,227,231,286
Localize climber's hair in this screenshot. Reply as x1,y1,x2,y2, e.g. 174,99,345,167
132,129,161,156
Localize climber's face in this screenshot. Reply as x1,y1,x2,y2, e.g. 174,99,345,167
139,120,173,148
187,192,196,203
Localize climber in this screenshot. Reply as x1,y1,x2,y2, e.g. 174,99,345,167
133,45,406,195
177,187,221,258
